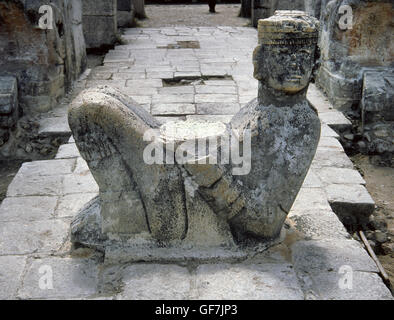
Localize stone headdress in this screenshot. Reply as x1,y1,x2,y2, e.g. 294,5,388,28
258,10,320,45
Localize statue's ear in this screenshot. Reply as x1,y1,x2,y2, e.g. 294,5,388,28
253,45,264,81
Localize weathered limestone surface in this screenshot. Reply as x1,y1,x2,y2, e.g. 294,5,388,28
292,239,393,299
82,0,118,49
192,263,304,300
0,0,87,114
68,11,321,261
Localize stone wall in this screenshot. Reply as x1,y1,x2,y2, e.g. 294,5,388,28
0,0,87,115
82,0,118,49
316,0,393,164
0,77,19,147
317,0,393,111
117,0,135,28
357,70,394,164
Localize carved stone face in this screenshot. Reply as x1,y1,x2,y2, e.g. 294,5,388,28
254,43,316,94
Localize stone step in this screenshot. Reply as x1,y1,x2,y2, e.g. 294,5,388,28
37,116,71,138
308,83,352,131
36,69,91,139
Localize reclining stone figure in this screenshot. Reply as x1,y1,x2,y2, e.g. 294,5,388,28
69,11,321,260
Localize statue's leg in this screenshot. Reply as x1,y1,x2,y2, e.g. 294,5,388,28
68,86,187,241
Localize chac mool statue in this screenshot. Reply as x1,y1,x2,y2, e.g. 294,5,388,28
68,11,321,261
227,10,321,241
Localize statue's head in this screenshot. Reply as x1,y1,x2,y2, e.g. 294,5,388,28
253,11,319,94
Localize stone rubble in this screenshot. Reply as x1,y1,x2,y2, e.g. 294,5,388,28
0,0,86,115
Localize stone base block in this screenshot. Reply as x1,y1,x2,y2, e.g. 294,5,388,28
71,196,283,264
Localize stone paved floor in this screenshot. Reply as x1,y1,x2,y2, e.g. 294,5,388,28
139,4,250,28
1,27,392,300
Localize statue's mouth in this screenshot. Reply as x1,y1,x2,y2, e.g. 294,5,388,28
287,77,302,82
287,75,302,80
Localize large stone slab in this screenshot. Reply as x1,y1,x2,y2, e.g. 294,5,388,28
0,196,57,222
56,193,98,218
316,167,365,185
7,174,63,197
292,239,378,274
195,94,238,103
0,219,68,255
292,239,392,300
325,183,375,226
301,169,323,188
117,264,191,300
311,149,354,169
38,117,71,137
289,188,332,216
18,159,76,177
193,263,304,300
62,173,99,195
289,209,351,240
151,103,195,116
0,256,26,300
19,257,99,299
196,103,241,115
297,269,393,300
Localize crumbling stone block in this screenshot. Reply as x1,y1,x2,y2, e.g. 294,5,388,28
82,0,118,49
0,76,19,146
